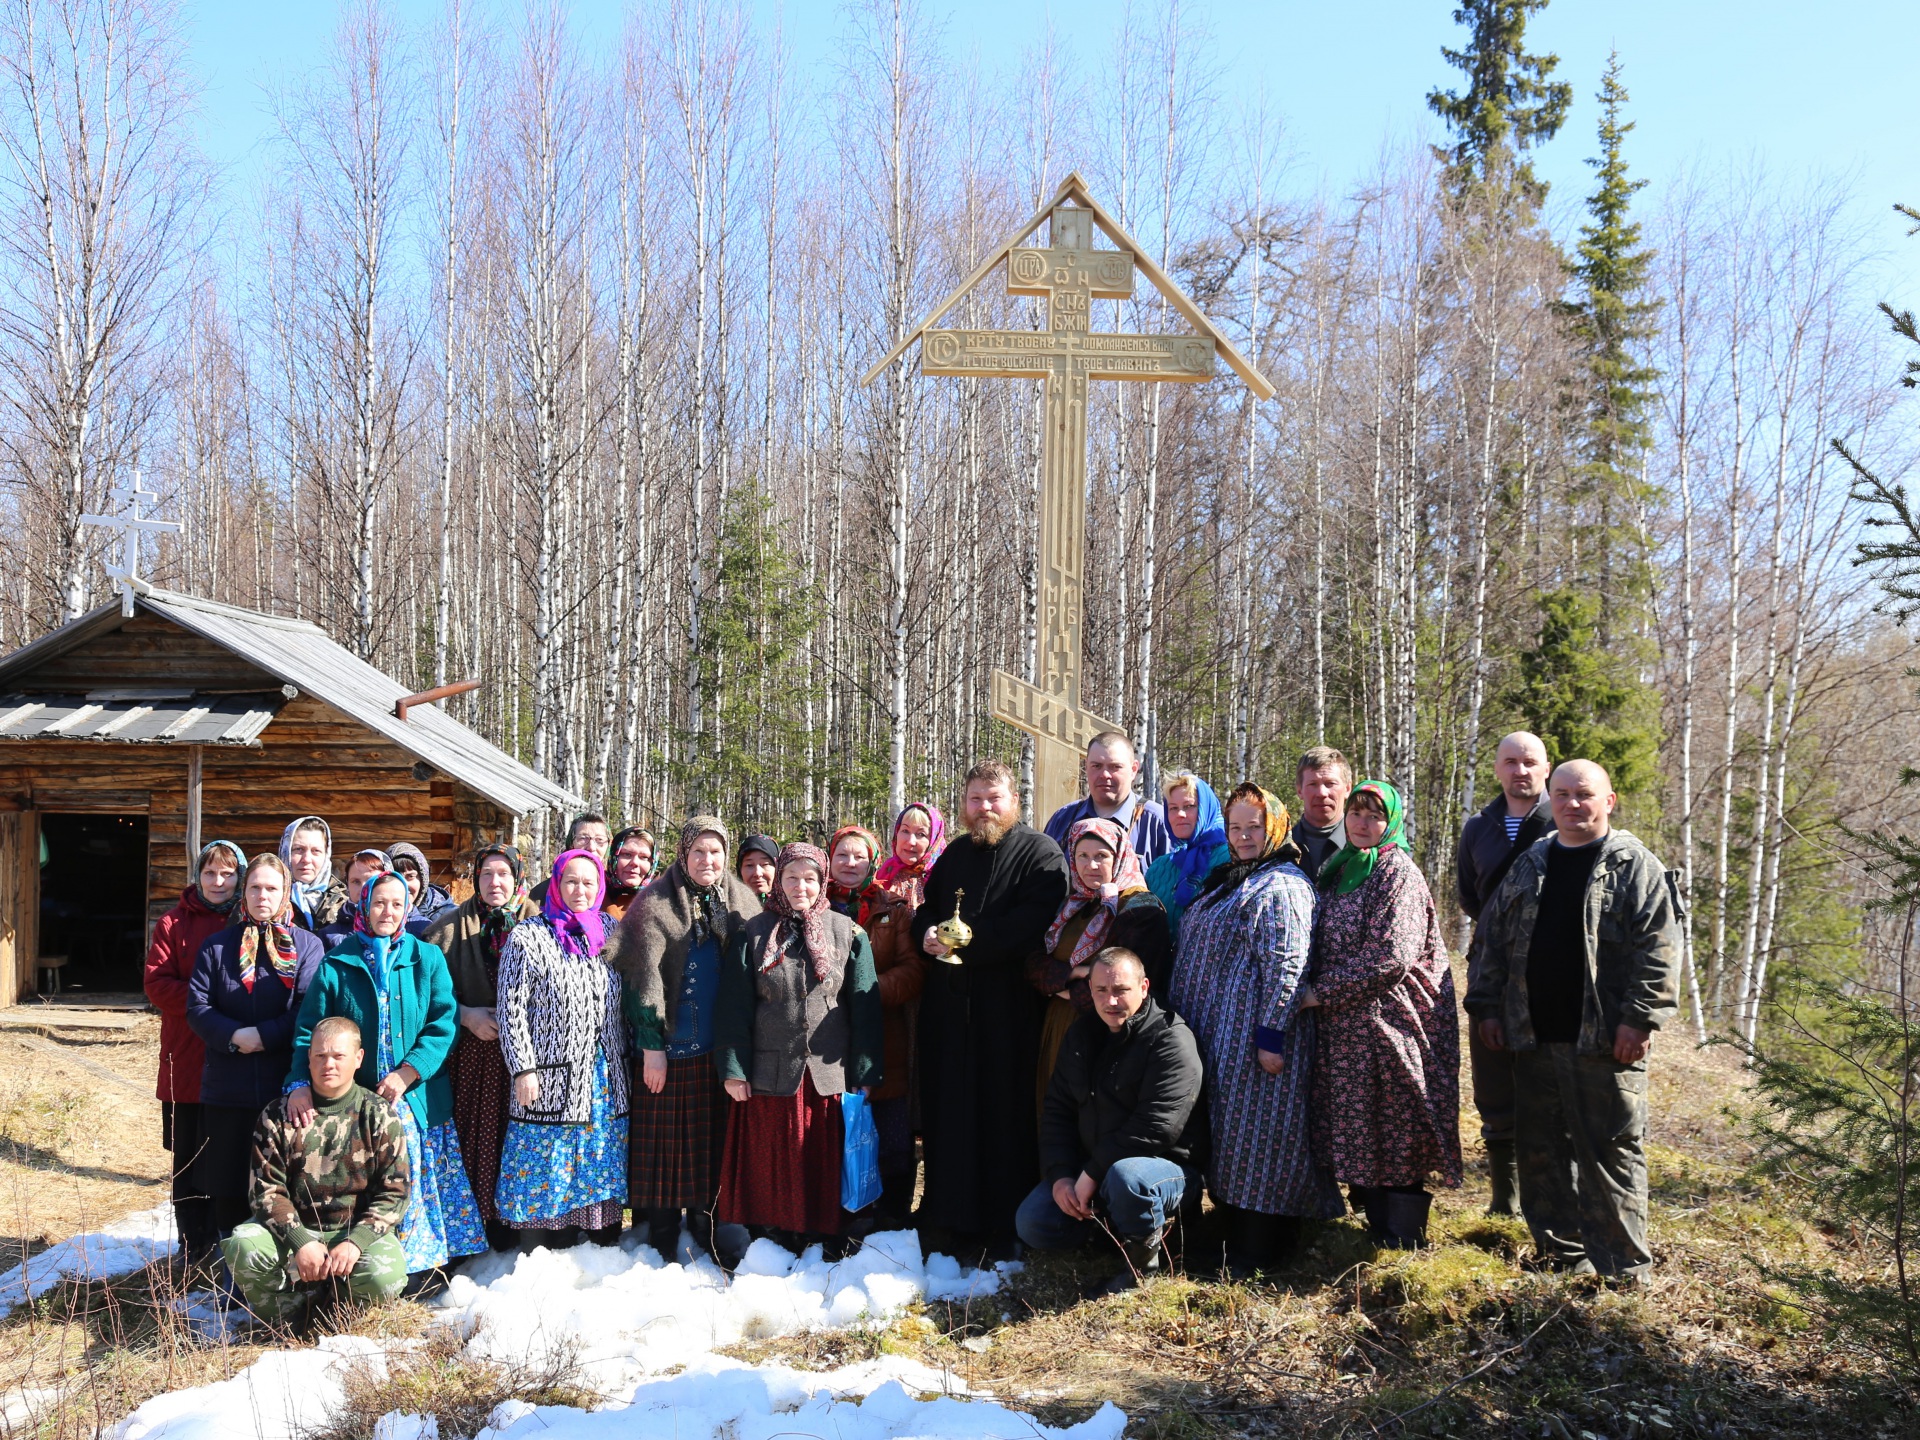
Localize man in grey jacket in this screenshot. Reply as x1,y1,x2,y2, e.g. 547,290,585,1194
1464,759,1682,1279
1455,731,1553,1215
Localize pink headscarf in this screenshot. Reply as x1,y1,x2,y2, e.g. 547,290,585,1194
875,803,947,908
542,848,609,958
1044,817,1147,974
761,842,832,982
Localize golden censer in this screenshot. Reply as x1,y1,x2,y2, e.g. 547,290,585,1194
931,888,973,964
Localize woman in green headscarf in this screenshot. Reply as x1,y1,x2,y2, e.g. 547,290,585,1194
1302,780,1461,1249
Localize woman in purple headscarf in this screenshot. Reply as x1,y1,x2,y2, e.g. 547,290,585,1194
493,849,630,1247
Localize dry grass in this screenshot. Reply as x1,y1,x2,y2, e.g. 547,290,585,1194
0,1021,169,1276
294,1326,595,1440
0,999,1913,1438
728,1026,1916,1437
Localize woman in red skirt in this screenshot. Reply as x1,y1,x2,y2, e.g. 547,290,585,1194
715,842,882,1254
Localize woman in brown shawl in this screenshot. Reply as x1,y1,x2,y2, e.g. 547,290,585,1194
425,843,535,1251
609,816,762,1260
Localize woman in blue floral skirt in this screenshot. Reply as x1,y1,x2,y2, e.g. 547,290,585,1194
495,850,629,1247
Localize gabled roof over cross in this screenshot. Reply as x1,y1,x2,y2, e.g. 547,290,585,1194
861,169,1275,399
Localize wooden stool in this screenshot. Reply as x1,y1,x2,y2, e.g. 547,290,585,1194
37,954,67,997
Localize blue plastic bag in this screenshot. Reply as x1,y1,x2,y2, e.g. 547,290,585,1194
841,1091,882,1212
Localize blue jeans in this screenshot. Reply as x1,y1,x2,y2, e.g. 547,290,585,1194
1015,1157,1194,1249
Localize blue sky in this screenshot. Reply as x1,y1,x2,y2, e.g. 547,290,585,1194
188,1,1919,256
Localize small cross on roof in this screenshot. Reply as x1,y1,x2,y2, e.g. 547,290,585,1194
78,475,182,617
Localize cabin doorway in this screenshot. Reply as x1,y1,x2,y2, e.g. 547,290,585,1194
37,813,149,997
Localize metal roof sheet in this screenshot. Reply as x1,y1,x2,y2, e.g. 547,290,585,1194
0,691,282,745
0,588,582,816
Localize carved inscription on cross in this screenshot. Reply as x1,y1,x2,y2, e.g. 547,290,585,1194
921,203,1216,818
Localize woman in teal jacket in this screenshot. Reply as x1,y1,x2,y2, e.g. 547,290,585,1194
288,870,485,1278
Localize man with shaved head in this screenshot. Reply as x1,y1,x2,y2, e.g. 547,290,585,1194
1465,759,1682,1280
1455,731,1553,1215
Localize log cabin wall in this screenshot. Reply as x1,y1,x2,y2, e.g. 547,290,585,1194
0,612,517,989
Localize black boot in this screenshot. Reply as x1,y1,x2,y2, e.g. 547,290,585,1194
1226,1209,1280,1279
402,1267,451,1301
588,1222,623,1248
172,1197,220,1275
1385,1189,1432,1250
877,1169,916,1226
485,1220,519,1253
645,1208,682,1253
686,1209,715,1258
1350,1185,1389,1243
1102,1233,1165,1294
1485,1139,1521,1217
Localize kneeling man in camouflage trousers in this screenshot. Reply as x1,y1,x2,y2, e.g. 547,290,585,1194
223,1016,409,1323
1464,759,1682,1279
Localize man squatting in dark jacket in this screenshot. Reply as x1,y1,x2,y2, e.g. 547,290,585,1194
1454,730,1553,1216
1465,758,1683,1280
1015,946,1204,1292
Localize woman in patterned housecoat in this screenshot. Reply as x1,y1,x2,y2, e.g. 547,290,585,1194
494,849,629,1247
1171,784,1343,1278
1303,779,1462,1250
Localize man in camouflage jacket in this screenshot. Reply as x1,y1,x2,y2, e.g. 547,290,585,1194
222,1016,410,1323
1464,760,1682,1279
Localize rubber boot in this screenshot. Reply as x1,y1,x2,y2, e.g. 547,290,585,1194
588,1222,622,1248
686,1209,716,1258
484,1220,519,1253
1102,1234,1165,1294
1225,1209,1278,1279
402,1267,451,1301
1350,1185,1389,1243
1384,1189,1432,1250
645,1208,682,1253
1485,1138,1521,1217
877,1169,916,1227
172,1197,220,1276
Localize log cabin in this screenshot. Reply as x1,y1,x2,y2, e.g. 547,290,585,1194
0,587,581,1003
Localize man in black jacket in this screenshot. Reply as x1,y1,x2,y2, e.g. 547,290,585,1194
1015,947,1204,1292
1455,730,1551,1216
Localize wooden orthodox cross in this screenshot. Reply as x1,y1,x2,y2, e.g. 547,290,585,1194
865,172,1273,820
79,475,182,617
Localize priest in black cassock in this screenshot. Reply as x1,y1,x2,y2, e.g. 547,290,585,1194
912,758,1069,1258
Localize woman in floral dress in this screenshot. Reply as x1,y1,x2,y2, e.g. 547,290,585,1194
1171,784,1342,1277
495,850,630,1247
1304,779,1462,1248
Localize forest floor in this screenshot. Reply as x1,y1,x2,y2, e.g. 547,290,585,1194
0,996,1912,1438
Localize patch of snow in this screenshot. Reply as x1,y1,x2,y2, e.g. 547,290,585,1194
0,1205,175,1310
440,1228,1017,1389
110,1228,1116,1440
465,1364,1129,1440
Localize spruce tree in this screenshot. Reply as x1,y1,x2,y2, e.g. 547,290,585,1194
1567,51,1661,637
1426,0,1573,201
1497,588,1659,806
1745,228,1920,1376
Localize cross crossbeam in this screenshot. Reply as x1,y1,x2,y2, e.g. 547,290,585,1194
872,174,1270,821
79,476,181,617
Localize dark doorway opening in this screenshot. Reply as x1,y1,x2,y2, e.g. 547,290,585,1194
38,813,149,995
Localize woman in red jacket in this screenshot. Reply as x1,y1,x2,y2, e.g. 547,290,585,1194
143,839,245,1269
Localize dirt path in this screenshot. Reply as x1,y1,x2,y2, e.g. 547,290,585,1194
0,1019,168,1272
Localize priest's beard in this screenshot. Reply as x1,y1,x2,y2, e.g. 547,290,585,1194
966,813,1013,847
